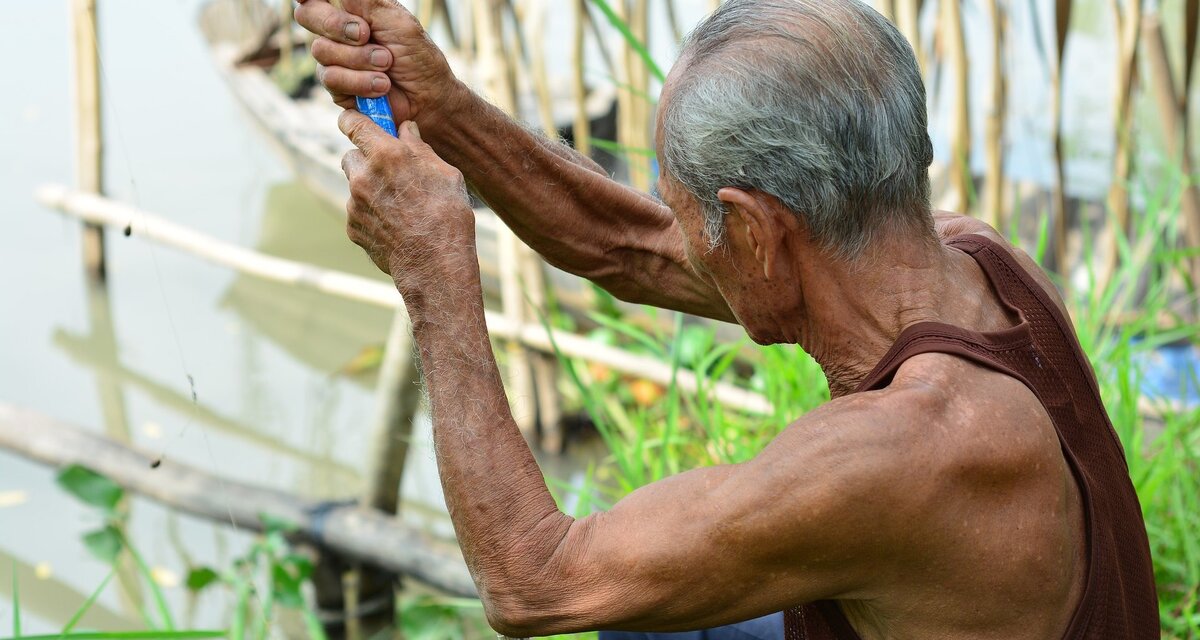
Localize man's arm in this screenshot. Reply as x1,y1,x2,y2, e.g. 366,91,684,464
337,113,923,637
295,0,734,321
413,271,927,635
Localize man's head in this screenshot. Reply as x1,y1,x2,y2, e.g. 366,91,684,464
654,0,936,342
658,0,933,252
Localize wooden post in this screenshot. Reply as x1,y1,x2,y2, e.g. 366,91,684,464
574,0,592,157
1050,0,1072,272
362,311,421,514
72,0,105,281
279,0,294,73
983,0,1007,231
1144,13,1200,283
896,0,926,78
474,0,542,445
943,0,972,214
1106,0,1144,282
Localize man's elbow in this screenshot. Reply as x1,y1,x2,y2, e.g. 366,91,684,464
477,516,599,637
478,573,588,637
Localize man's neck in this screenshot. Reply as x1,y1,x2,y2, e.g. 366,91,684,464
792,238,982,397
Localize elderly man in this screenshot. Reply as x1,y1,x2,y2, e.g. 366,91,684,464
294,0,1158,638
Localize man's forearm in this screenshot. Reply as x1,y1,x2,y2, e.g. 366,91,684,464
407,273,573,625
418,86,733,320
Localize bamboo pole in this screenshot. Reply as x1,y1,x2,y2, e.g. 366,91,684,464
1050,0,1072,272
616,0,653,192
574,0,592,157
983,0,1007,230
36,184,774,416
1107,0,1143,276
877,0,896,22
520,0,566,452
279,0,294,73
1144,14,1200,280
419,0,436,29
72,0,106,281
1185,0,1198,113
896,0,926,78
362,312,421,513
0,404,478,598
474,0,540,442
943,0,972,213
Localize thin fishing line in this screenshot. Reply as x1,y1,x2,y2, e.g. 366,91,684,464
90,12,242,534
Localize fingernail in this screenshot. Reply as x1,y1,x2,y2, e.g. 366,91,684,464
343,21,361,41
371,77,389,93
369,48,389,68
408,121,420,136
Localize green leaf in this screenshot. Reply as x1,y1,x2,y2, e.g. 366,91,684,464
82,526,123,564
61,569,114,634
586,0,665,82
257,513,299,535
676,325,715,369
185,567,220,592
57,465,123,512
271,564,303,609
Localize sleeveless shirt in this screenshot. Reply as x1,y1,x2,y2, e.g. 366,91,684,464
783,234,1159,639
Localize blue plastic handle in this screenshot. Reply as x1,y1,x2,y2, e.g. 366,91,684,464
356,96,398,138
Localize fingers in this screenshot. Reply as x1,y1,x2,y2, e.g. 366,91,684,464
341,148,366,179
339,110,399,157
318,64,390,98
311,37,393,71
295,0,370,45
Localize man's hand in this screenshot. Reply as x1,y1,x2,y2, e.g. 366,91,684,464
338,110,477,307
296,0,464,127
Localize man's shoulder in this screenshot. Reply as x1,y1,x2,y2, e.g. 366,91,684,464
774,353,1058,504
933,211,1070,315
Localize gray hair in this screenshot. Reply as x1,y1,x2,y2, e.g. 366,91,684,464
659,0,935,259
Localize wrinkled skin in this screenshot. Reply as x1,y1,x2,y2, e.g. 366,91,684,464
299,2,1091,639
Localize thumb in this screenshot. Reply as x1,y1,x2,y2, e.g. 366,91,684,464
338,109,390,156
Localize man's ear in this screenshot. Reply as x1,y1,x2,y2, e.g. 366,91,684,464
718,187,778,279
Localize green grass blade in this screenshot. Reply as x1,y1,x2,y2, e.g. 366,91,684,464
4,632,224,640
587,0,665,82
12,560,20,639
61,569,115,635
117,532,175,631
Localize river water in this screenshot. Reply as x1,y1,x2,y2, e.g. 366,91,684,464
0,0,1181,635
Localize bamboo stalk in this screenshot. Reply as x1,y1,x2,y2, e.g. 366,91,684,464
279,0,294,73
983,0,1007,230
1106,0,1143,277
0,404,479,598
665,0,683,44
1144,14,1200,281
474,0,540,441
877,0,896,22
574,0,592,156
362,311,421,514
72,0,105,282
35,184,774,416
1051,0,1072,272
616,0,653,192
896,0,926,78
418,0,435,30
942,0,972,213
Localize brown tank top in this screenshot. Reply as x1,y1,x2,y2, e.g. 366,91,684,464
783,234,1159,639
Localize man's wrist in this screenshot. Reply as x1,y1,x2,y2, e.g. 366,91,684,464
415,79,476,142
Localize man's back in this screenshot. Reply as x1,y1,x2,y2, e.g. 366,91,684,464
791,233,1157,639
